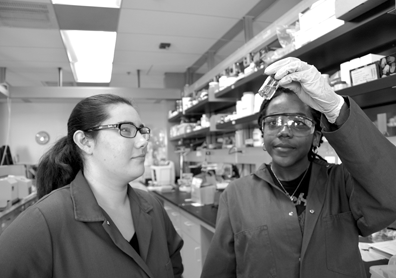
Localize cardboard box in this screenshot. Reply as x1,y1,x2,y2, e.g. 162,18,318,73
370,264,396,278
336,0,387,21
350,61,380,86
13,176,33,199
191,176,216,205
379,53,396,78
0,176,18,208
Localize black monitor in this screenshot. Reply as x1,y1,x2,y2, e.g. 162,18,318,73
0,145,13,165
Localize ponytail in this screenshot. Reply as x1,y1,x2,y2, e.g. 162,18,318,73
35,136,83,199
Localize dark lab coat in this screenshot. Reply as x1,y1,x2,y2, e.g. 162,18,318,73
0,172,184,278
201,97,396,278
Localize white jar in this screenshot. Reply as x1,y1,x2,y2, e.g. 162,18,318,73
236,100,244,117
254,93,265,113
252,128,263,147
241,92,255,116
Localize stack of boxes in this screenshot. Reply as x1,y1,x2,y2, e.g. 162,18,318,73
294,0,345,49
0,175,33,209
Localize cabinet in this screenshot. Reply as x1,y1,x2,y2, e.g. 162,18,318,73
168,0,396,166
163,200,214,278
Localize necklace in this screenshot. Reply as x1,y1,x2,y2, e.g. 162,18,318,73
270,165,309,202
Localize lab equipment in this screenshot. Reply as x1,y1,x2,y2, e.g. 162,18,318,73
258,75,279,99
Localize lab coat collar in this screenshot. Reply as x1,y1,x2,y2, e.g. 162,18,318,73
70,171,106,222
70,171,154,222
254,163,273,184
70,171,155,277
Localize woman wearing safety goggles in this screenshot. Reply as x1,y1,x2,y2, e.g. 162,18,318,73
201,57,396,278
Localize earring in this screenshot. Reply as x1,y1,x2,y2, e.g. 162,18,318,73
262,142,266,151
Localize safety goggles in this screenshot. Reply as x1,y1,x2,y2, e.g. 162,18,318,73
86,122,150,140
261,113,316,137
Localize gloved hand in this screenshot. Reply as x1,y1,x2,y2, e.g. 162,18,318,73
264,57,344,123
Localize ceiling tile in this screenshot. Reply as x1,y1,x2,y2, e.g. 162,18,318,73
255,0,301,23
118,9,240,39
113,50,200,73
54,4,120,31
121,0,262,18
1,0,299,91
0,47,68,63
116,33,217,54
6,67,74,86
0,28,64,47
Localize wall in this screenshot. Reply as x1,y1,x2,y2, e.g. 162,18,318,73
133,100,180,179
0,100,78,164
0,99,176,176
0,100,9,145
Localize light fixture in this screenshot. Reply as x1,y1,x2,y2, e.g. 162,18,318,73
60,30,117,83
51,0,122,8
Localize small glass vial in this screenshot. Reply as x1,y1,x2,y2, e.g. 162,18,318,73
258,75,279,99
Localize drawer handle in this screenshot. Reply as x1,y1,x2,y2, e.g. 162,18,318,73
195,247,201,263
184,221,194,227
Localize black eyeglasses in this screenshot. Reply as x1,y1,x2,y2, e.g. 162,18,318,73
85,122,151,140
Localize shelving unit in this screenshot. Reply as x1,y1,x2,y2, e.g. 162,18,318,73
213,73,396,132
337,75,396,109
168,112,183,123
183,97,235,116
288,1,396,73
169,0,396,167
216,113,259,131
169,127,211,141
214,68,266,100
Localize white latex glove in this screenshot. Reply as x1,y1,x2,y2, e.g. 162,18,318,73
265,57,344,123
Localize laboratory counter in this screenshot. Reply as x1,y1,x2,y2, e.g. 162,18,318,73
151,188,217,230
0,193,38,235
151,188,217,278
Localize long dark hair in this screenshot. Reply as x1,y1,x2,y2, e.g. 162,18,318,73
35,94,134,199
257,87,325,161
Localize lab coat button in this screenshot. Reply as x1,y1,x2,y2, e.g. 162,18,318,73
289,212,294,216
309,209,315,214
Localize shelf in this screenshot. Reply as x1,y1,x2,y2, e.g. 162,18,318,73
168,112,183,123
213,74,396,131
183,147,272,167
286,0,396,73
171,0,396,154
184,98,235,115
214,68,267,99
187,1,396,104
337,74,396,109
216,113,260,131
170,127,211,141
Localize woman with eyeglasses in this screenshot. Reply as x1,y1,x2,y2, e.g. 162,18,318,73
201,57,396,278
0,94,183,278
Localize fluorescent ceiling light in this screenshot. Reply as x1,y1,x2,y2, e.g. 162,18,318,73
71,62,113,83
61,30,117,83
52,0,122,8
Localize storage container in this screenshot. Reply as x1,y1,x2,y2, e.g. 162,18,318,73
370,265,396,278
151,161,175,186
